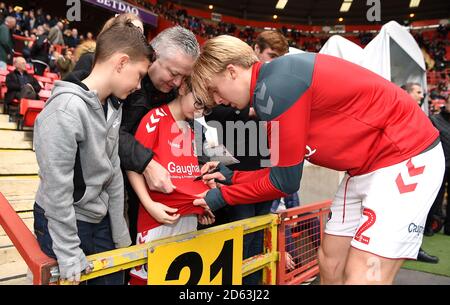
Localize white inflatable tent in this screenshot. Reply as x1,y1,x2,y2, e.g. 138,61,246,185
320,21,428,113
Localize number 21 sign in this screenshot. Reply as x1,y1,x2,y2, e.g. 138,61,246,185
146,226,243,285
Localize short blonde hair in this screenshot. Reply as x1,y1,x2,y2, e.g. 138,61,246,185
191,35,258,109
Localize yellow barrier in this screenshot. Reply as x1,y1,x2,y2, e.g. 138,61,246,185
57,214,279,285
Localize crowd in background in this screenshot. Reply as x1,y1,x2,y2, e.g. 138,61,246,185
0,2,95,76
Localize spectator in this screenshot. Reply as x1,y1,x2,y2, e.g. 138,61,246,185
0,16,16,70
253,30,289,63
63,28,71,46
120,26,200,245
30,25,51,75
47,21,64,45
85,31,94,41
128,78,214,285
27,10,36,30
14,23,23,36
72,13,143,75
66,28,79,48
0,2,7,24
402,82,424,107
402,82,440,264
21,33,35,61
56,48,75,79
4,56,40,114
20,10,30,32
32,22,151,285
430,94,450,236
73,39,96,72
44,14,57,28
35,8,45,27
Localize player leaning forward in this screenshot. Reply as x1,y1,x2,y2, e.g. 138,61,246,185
191,35,444,284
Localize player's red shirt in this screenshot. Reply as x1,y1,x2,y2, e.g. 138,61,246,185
217,53,439,205
134,104,206,233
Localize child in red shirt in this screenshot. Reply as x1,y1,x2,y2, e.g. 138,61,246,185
128,79,214,285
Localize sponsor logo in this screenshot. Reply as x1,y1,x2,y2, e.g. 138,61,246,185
167,161,200,177
168,140,181,149
305,145,317,159
408,223,424,236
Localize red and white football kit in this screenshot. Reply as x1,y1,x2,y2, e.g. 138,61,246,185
204,53,444,259
129,104,207,284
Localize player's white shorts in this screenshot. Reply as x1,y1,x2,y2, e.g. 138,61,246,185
325,141,445,259
129,215,197,285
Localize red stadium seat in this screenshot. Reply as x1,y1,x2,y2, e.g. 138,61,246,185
44,72,60,81
34,75,52,84
0,74,6,83
44,82,54,91
0,85,7,99
6,65,14,72
17,99,45,130
38,89,51,101
0,69,8,76
53,44,63,54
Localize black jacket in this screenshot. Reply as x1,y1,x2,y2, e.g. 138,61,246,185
431,108,450,167
72,52,94,77
5,69,41,102
205,105,267,171
30,34,50,63
119,75,176,173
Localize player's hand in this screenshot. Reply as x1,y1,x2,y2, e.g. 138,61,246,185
146,201,180,224
200,162,226,186
144,159,176,194
200,161,220,175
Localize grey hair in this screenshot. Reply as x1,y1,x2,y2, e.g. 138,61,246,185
150,26,200,60
5,16,16,25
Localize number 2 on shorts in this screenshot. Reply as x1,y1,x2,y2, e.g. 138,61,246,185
354,208,376,245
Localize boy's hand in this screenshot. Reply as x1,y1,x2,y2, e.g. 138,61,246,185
197,209,215,225
285,252,296,271
146,201,180,224
144,159,176,194
59,261,92,285
193,190,209,210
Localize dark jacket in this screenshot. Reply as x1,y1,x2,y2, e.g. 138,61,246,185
30,34,50,63
0,23,13,63
119,75,177,173
431,108,450,167
5,69,41,102
72,52,94,76
205,105,267,171
66,36,80,49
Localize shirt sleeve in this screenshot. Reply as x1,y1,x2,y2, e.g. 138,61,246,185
119,99,154,173
203,55,314,210
220,94,310,205
134,109,161,150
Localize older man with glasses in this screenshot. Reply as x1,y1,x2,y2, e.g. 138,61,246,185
119,26,200,244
